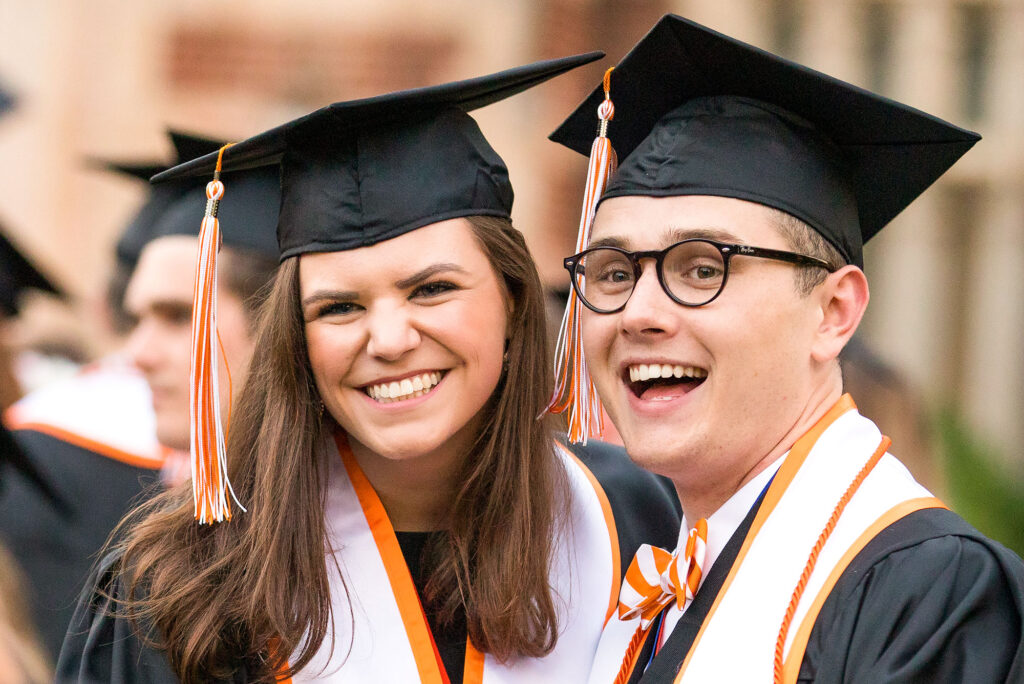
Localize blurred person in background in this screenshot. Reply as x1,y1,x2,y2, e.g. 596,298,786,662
59,56,681,683
0,131,281,662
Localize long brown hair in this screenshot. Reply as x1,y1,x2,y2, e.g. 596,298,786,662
111,216,567,681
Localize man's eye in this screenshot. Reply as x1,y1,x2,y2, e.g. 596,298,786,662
413,281,457,298
692,264,723,279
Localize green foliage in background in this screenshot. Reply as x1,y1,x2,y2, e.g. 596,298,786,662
938,410,1024,557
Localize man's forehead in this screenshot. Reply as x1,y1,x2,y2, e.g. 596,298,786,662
589,194,785,248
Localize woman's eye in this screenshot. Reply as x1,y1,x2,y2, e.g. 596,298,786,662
315,301,361,317
413,281,457,298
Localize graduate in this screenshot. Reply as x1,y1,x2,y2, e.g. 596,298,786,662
1,133,281,661
547,15,1024,683
58,54,681,683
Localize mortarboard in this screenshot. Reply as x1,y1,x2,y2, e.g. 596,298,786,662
0,227,63,317
95,130,224,267
146,163,281,259
545,15,980,444
550,14,981,269
153,52,604,259
152,52,604,524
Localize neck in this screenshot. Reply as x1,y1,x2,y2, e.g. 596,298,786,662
348,438,467,532
676,382,844,523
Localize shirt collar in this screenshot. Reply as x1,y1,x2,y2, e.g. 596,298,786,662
678,456,785,573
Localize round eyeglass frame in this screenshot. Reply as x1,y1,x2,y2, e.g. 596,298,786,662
563,238,838,314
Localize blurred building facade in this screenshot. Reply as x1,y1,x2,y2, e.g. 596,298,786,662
0,0,1021,463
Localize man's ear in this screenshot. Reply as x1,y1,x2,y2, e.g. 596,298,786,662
811,265,869,364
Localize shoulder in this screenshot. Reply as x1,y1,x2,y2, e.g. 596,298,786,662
801,508,1024,682
562,438,681,574
55,551,177,684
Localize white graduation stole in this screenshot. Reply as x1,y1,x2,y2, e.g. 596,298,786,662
293,436,619,682
4,355,167,468
588,395,945,684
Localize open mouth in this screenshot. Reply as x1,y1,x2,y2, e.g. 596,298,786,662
625,363,707,400
364,371,446,403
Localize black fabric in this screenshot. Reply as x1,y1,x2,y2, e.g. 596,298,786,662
57,554,181,684
566,438,681,578
550,14,980,268
799,507,1024,683
148,164,281,259
151,53,603,260
0,429,162,662
101,130,223,267
0,83,14,117
396,530,466,684
0,226,63,316
635,506,1024,683
638,481,767,683
56,553,261,683
0,422,68,513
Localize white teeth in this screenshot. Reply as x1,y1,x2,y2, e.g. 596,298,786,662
365,372,443,403
627,363,707,383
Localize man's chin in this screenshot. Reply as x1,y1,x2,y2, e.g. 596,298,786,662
155,424,191,453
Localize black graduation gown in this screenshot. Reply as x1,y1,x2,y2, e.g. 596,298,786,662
56,438,680,683
636,506,1024,683
0,428,163,661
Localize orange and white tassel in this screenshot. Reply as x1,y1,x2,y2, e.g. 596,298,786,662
546,67,617,444
190,144,244,524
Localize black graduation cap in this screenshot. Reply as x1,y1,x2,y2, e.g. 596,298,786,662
0,228,63,316
147,163,281,259
153,52,604,260
550,14,981,268
95,130,224,266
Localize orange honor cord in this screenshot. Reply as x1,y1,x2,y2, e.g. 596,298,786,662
545,67,617,444
771,436,891,683
189,143,244,524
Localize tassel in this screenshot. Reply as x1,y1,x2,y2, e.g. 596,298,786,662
546,67,617,444
190,143,245,524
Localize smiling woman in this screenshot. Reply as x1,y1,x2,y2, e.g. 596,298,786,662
56,56,681,684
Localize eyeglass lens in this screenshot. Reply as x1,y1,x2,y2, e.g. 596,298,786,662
575,241,727,311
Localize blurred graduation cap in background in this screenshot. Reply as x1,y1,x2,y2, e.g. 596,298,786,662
0,228,64,317
93,130,224,268
95,129,280,263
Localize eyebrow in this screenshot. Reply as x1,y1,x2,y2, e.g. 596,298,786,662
300,262,469,308
393,262,468,290
588,226,745,250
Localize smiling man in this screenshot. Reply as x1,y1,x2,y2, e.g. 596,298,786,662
550,15,1024,683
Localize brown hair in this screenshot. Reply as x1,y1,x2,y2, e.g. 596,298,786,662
771,208,846,295
109,216,566,682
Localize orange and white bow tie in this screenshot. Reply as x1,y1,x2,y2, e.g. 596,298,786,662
618,519,708,629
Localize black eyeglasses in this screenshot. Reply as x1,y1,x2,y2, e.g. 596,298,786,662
563,238,837,314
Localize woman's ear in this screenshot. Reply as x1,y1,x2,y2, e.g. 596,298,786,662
810,265,870,364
